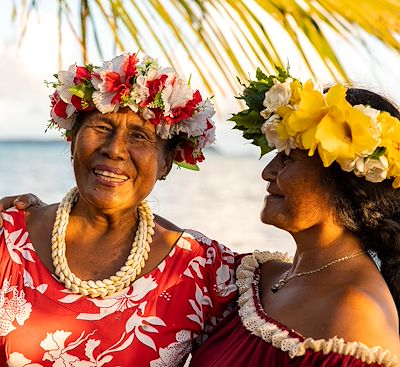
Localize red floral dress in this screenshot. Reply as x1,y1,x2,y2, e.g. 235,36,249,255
190,251,399,367
0,208,237,366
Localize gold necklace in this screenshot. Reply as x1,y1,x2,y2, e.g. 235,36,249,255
271,250,366,293
51,187,155,298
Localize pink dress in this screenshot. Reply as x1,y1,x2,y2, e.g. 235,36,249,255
0,208,237,366
190,251,399,367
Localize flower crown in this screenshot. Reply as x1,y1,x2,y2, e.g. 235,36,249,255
231,67,400,188
48,52,216,169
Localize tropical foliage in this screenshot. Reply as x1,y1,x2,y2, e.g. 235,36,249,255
10,0,400,95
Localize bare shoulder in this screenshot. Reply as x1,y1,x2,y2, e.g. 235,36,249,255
154,214,183,232
153,214,183,249
324,284,400,354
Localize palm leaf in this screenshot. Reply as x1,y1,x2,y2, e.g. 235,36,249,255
10,0,400,99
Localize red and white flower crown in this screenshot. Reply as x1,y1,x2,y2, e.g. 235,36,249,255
48,52,216,169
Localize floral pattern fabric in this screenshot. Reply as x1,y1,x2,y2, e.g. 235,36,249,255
0,208,237,366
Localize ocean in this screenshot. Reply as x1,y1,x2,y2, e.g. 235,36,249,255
0,140,295,255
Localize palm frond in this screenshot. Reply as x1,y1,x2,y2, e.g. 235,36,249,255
10,0,400,98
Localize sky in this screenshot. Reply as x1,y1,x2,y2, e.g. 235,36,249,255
1,1,400,155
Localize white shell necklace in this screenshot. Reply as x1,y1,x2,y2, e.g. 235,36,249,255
51,187,155,298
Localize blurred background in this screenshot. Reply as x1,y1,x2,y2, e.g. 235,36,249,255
1,0,400,254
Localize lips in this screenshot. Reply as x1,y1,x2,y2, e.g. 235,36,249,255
94,169,129,182
92,165,129,184
266,182,284,197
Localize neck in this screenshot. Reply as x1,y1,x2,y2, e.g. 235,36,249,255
290,221,364,274
70,196,140,234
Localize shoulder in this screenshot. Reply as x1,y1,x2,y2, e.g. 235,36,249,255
323,285,400,355
154,214,183,232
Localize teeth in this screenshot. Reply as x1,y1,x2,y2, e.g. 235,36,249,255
94,170,128,182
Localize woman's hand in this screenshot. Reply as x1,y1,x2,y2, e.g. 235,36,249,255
0,194,46,227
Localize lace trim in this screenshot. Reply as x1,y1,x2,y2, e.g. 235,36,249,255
237,251,399,367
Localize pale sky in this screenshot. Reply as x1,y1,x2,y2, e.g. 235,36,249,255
1,1,399,155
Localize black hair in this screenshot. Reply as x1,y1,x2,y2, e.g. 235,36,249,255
326,88,400,314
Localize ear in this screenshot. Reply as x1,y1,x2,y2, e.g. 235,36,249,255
158,148,175,180
70,136,77,160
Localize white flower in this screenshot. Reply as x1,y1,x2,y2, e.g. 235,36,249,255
161,74,194,116
168,99,215,139
260,78,293,119
128,75,150,112
354,155,389,182
337,157,357,172
261,116,295,155
56,65,77,104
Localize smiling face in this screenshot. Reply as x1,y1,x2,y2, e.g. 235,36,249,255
261,149,336,233
71,108,173,212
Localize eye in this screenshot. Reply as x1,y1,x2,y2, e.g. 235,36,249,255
92,123,112,133
129,131,148,141
282,154,293,164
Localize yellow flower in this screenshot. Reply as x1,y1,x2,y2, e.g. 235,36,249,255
378,111,400,186
285,80,328,151
314,85,380,167
289,79,303,105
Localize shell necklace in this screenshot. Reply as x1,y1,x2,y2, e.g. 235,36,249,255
271,250,366,293
51,187,155,298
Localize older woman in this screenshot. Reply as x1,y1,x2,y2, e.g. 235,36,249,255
4,71,400,367
0,52,237,366
189,70,400,366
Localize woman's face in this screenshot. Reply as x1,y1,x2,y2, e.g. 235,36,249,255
261,149,335,233
71,109,172,212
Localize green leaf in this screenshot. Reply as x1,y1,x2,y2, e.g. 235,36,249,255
252,135,274,157
174,161,200,171
370,146,386,160
68,84,86,99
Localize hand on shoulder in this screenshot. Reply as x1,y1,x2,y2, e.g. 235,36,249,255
0,193,46,227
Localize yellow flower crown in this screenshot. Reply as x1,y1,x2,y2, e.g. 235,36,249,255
231,67,400,188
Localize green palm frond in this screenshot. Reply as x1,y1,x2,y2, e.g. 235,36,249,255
11,0,400,97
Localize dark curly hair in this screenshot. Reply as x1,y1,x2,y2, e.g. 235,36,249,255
326,88,400,314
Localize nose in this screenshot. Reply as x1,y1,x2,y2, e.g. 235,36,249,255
262,154,281,181
100,130,129,160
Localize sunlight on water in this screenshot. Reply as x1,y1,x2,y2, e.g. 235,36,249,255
0,141,295,255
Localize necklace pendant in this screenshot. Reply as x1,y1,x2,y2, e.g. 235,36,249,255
271,281,283,293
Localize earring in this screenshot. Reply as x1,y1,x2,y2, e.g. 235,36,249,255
159,175,167,181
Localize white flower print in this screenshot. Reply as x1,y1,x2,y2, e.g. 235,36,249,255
7,352,43,366
75,276,158,320
150,330,193,367
23,269,48,295
7,330,135,367
125,307,167,350
187,284,212,327
0,279,32,336
4,227,35,265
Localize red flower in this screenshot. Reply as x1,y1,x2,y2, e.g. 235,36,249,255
149,108,163,126
74,66,91,84
165,90,202,125
142,74,169,106
70,95,95,112
123,53,139,87
51,92,69,119
175,142,204,165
